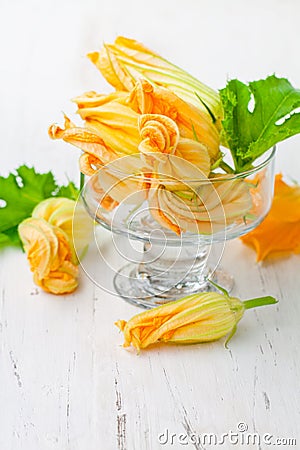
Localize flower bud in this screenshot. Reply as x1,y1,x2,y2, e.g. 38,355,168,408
115,292,277,351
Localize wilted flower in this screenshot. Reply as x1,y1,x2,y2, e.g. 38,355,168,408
115,291,277,351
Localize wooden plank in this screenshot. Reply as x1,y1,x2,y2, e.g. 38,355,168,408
1,0,300,448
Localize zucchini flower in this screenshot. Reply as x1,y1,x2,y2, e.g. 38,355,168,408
91,155,149,205
18,217,79,294
86,150,212,214
115,291,277,351
74,96,140,155
32,197,93,261
148,175,252,235
128,79,220,161
138,114,211,178
49,91,140,173
18,197,93,294
241,173,300,261
138,113,180,155
48,115,118,176
87,36,223,129
49,79,217,181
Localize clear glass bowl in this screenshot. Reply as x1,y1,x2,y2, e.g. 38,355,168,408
78,148,276,308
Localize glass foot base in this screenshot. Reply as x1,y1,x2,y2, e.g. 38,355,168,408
113,263,234,309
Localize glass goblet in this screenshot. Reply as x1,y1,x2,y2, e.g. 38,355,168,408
79,148,275,308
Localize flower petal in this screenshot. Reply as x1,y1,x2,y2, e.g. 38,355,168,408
88,36,222,125
77,101,140,155
18,219,53,278
49,115,117,164
241,174,300,261
138,113,179,155
148,177,252,235
130,79,220,160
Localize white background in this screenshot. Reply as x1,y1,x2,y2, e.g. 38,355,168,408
1,1,300,449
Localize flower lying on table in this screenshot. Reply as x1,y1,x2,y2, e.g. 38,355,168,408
115,290,277,352
0,166,93,295
19,214,79,294
19,197,93,294
241,174,300,261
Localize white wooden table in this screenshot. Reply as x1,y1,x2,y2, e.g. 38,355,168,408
1,1,300,448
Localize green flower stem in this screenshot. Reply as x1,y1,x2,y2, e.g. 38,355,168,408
219,161,235,174
243,296,278,310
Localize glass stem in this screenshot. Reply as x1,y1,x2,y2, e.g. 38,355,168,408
136,242,210,297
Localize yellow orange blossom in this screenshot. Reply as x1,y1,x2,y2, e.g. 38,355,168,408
148,175,252,235
87,36,223,128
19,217,79,294
79,153,103,177
175,139,211,175
18,197,93,294
115,291,277,351
73,84,217,164
89,174,119,211
128,79,220,160
147,152,210,193
49,100,137,176
75,97,140,155
49,77,216,179
73,90,128,109
87,153,211,215
32,197,93,261
90,155,149,206
138,113,211,177
138,113,179,155
48,115,118,176
241,174,300,261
